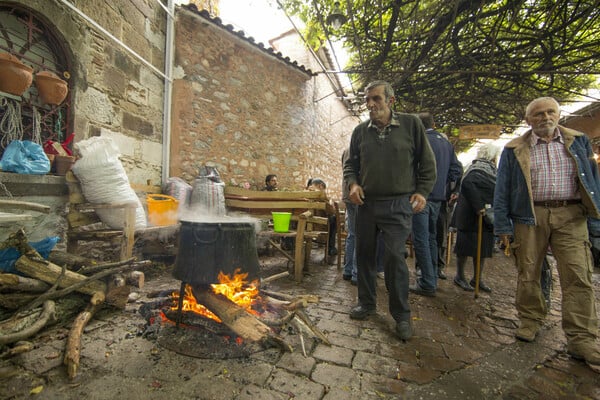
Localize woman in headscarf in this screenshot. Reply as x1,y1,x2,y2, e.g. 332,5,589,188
451,143,501,292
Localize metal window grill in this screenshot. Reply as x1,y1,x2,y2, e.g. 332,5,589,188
0,5,72,158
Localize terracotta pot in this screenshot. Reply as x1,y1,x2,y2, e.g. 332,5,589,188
35,71,69,105
54,155,76,175
0,53,33,96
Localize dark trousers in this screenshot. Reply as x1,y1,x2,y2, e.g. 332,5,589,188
356,197,412,323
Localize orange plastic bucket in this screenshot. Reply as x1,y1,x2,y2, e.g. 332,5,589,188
147,194,179,226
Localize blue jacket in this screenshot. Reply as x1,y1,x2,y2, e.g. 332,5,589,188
494,126,600,236
426,129,463,202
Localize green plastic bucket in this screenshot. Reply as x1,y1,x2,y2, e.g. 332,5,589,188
272,212,292,233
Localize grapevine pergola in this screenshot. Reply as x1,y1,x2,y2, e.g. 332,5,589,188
280,0,600,134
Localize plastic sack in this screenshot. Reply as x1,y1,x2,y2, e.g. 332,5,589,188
163,177,193,207
189,166,226,216
0,236,60,274
72,136,146,229
0,140,50,174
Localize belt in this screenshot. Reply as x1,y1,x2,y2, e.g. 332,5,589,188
533,199,581,208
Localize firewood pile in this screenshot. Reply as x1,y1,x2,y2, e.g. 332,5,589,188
0,229,149,380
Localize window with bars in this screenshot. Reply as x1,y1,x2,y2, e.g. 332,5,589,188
0,4,72,159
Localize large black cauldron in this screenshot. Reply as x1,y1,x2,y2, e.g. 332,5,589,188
172,220,260,286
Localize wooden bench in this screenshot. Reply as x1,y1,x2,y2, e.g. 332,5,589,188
224,186,330,282
65,171,180,261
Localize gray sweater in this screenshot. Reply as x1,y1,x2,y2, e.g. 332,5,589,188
343,112,437,200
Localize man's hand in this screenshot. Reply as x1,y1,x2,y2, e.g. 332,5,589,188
349,183,365,205
410,193,426,213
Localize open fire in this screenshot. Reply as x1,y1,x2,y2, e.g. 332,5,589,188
170,268,262,323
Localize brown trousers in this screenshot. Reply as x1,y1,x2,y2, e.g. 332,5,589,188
513,204,598,347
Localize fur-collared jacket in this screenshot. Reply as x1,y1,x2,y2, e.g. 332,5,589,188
493,125,600,236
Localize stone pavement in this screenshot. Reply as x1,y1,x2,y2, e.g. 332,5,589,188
1,249,599,399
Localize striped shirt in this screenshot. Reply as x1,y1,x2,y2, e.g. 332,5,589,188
529,129,580,201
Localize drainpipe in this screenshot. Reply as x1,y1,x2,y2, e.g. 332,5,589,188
162,0,175,184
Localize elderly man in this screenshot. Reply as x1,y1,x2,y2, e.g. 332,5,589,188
494,96,600,373
343,80,436,340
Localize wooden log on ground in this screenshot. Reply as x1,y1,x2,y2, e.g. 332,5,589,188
14,256,106,297
192,287,273,342
48,250,97,272
0,273,50,293
0,293,38,309
0,300,56,345
126,271,144,288
64,301,99,380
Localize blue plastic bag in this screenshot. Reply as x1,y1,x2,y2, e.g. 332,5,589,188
0,140,51,174
0,236,60,274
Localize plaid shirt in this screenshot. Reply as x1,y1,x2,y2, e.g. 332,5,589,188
529,129,580,201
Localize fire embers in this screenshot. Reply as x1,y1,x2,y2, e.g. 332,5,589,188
138,269,330,359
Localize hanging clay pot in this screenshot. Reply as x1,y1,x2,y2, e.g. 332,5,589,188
0,52,33,96
35,70,69,105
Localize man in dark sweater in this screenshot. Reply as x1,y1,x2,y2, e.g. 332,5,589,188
410,112,462,297
343,80,436,340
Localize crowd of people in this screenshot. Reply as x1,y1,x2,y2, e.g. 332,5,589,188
341,81,600,373
259,82,600,374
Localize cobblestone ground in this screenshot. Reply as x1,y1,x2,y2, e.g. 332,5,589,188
1,247,599,399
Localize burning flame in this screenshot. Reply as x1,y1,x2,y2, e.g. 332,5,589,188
171,269,261,322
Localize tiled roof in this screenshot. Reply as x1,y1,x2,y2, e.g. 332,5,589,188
182,4,315,76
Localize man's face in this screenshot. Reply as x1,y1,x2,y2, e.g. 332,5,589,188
364,85,394,125
525,99,560,138
268,177,278,188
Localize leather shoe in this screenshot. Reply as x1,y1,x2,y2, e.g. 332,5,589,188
437,270,447,280
454,277,474,292
515,323,539,342
409,283,436,297
396,320,413,340
342,274,352,281
471,279,492,293
349,305,375,320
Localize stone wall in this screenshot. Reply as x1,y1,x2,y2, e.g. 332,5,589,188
12,0,168,186
171,7,358,200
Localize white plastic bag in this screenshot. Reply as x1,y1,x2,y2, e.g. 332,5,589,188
72,136,146,229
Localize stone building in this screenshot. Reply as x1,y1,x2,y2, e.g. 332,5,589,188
0,0,358,241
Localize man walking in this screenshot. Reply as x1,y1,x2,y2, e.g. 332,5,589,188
343,80,436,340
494,96,600,373
410,112,462,297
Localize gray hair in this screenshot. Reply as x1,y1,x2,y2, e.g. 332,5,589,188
365,80,395,100
476,143,501,161
525,97,560,117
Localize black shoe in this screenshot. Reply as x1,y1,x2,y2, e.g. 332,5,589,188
350,279,357,286
396,320,413,340
342,274,352,281
438,270,447,280
470,280,492,293
409,283,436,297
349,305,375,320
453,277,474,292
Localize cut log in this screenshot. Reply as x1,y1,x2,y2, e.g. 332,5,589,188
48,250,96,272
0,273,50,293
64,301,98,380
0,300,56,345
14,256,106,296
0,293,38,309
192,287,273,342
126,271,144,288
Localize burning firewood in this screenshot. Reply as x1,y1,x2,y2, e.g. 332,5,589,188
192,287,274,343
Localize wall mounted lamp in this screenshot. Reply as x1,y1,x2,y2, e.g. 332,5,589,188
326,1,347,30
